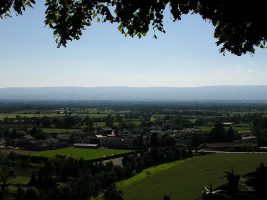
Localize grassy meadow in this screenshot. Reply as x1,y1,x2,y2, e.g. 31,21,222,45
31,147,132,160
42,128,82,133
117,153,267,200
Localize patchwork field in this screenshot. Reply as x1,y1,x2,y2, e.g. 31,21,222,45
117,153,267,200
0,112,61,119
31,147,133,160
41,128,81,133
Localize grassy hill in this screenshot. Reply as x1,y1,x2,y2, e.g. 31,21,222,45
117,153,267,200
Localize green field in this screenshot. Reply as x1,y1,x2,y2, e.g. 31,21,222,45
31,147,132,160
125,119,142,126
94,122,106,127
0,112,61,119
80,113,110,118
232,123,251,132
189,118,198,123
199,126,212,132
0,113,37,119
42,128,81,133
118,153,267,200
7,176,30,185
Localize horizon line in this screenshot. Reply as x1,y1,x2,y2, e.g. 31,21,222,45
1,84,267,89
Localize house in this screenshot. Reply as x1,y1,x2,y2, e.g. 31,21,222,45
21,135,34,143
45,137,59,147
30,140,47,150
150,130,164,140
241,136,257,144
173,128,201,146
150,126,163,131
223,122,232,126
83,136,98,144
121,128,143,137
107,131,116,137
98,127,113,136
0,138,5,148
101,136,135,148
96,135,108,146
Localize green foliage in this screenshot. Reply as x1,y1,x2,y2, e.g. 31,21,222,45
23,187,38,200
1,1,266,55
150,133,160,147
224,168,240,193
191,133,202,148
208,122,226,142
201,184,222,200
208,122,240,143
230,144,259,152
162,135,176,147
252,117,267,145
103,184,123,200
0,0,35,17
15,185,23,200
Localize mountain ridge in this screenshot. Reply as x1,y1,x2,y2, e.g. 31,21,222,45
1,86,267,101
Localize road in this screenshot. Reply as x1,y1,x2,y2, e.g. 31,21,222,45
200,149,267,153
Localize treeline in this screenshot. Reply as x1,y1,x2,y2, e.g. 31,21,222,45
190,122,241,148
207,122,240,143
2,100,267,112
252,117,267,145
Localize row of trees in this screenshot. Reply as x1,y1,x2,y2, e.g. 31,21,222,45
208,122,240,143
191,122,241,148
252,117,267,145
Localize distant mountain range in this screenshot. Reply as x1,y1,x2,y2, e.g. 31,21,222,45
0,86,267,101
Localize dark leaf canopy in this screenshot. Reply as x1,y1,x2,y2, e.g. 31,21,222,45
1,0,266,55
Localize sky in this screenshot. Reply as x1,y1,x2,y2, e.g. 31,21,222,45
0,1,267,88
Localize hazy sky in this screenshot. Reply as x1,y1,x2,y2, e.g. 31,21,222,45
0,1,267,88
